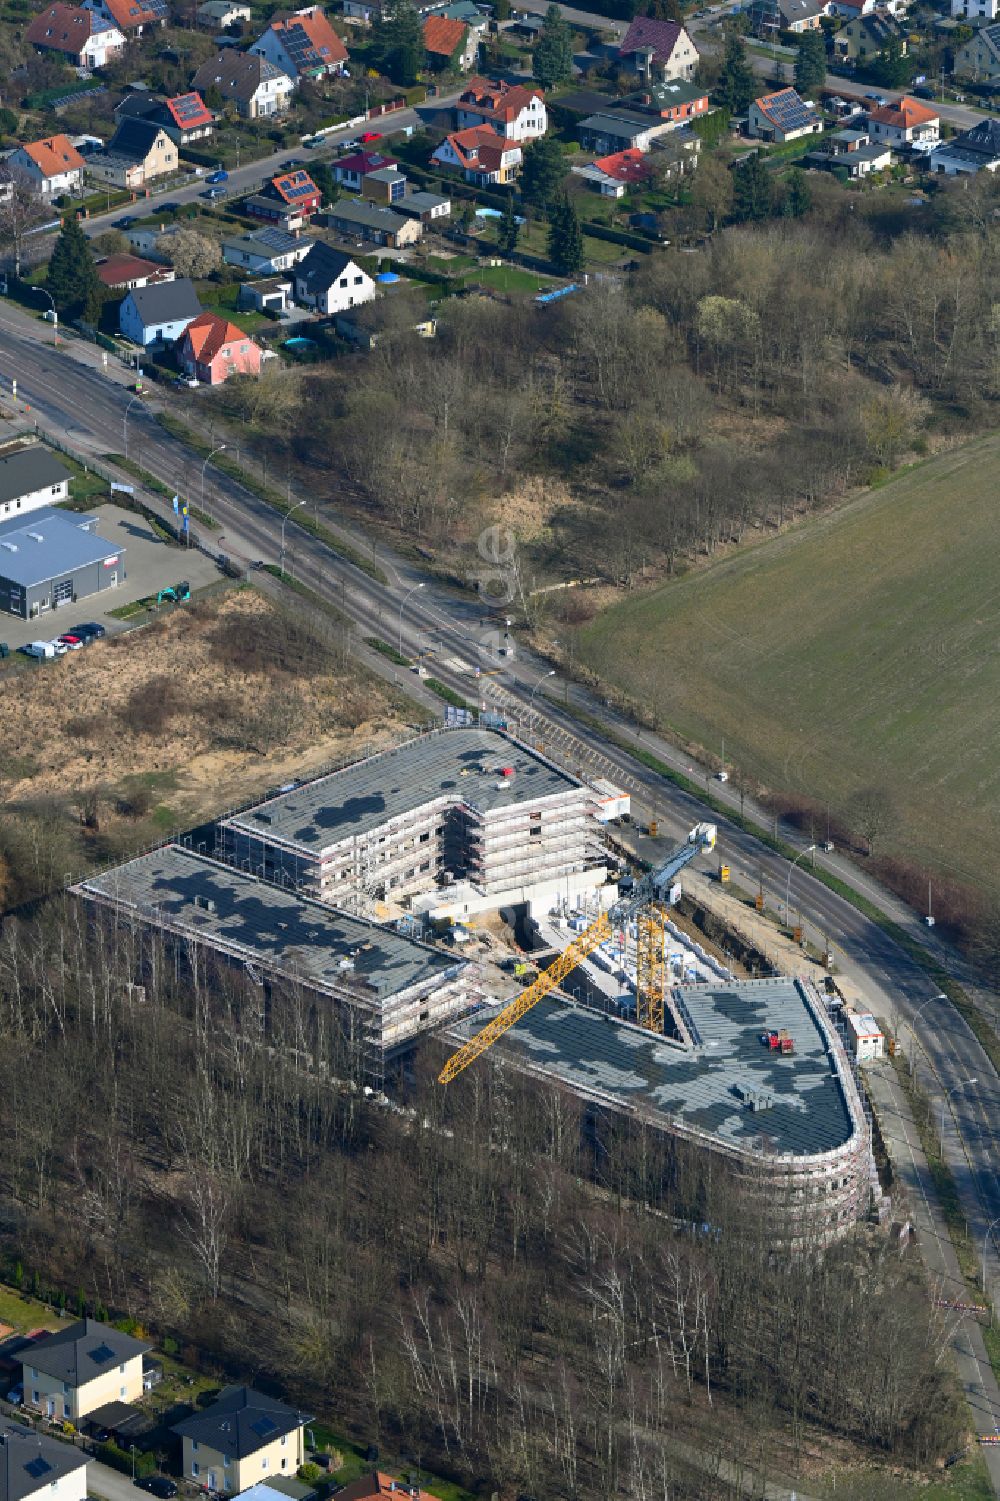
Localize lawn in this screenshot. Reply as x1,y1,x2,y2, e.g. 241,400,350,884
577,432,1000,901
0,1285,62,1335
460,263,553,294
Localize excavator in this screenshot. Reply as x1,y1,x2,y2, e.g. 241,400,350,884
438,821,717,1085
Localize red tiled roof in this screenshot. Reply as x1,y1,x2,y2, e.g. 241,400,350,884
165,91,214,130
18,133,85,177
270,168,320,203
335,1473,437,1501
97,253,173,287
333,149,399,175
443,124,511,173
619,16,683,61
868,95,939,128
26,4,105,52
102,0,163,30
592,147,653,183
269,5,347,68
459,75,543,123
423,14,466,55
183,311,249,363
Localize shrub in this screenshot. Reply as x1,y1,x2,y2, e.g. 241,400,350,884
117,677,185,737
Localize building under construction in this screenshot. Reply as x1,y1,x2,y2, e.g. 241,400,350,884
72,845,471,1075
217,727,605,918
446,976,878,1244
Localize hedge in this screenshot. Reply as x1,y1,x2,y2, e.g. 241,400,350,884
582,221,654,252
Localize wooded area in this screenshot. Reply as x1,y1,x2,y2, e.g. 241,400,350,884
0,901,967,1498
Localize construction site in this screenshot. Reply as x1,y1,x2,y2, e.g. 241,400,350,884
72,724,880,1240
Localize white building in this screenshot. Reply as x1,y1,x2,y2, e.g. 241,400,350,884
951,0,997,19
455,78,547,140
866,95,939,145
292,241,375,315
845,1011,885,1062
0,1419,88,1501
0,445,72,522
8,134,85,197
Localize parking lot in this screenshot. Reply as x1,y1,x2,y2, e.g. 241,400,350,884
0,503,222,654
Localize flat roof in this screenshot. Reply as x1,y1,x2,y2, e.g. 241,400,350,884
222,729,582,857
846,1011,881,1037
452,978,856,1158
0,510,122,588
74,846,463,1002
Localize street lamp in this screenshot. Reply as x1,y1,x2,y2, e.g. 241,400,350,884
939,1077,978,1157
32,286,57,344
982,1214,1000,1297
784,844,816,925
123,394,142,460
906,992,947,1073
200,444,226,526
397,581,425,659
129,1446,137,1481
279,497,307,575
529,668,555,711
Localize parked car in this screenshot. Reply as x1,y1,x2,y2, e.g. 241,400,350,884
48,638,68,656
360,130,381,142
157,201,181,214
281,158,306,169
19,641,56,659
57,634,84,650
202,187,226,200
68,622,106,641
206,169,229,184
114,214,137,229
135,1479,178,1498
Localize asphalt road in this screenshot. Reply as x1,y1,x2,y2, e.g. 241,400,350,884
2,304,999,1481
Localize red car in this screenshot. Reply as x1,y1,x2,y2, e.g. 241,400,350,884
57,634,84,650
360,130,381,142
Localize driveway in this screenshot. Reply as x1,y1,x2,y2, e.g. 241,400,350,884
87,1461,145,1501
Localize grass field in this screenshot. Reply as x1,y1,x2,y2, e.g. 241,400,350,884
578,432,1000,900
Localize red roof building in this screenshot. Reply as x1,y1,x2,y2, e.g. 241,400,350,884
423,14,469,61
592,147,654,184
432,124,522,185
97,254,176,291
332,149,399,189
867,95,940,142
26,3,124,65
179,313,262,386
165,92,215,133
91,0,169,35
251,5,347,79
335,1474,437,1501
455,77,547,139
268,168,322,211
618,16,698,80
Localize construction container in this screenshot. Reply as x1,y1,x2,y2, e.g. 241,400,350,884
648,820,658,837
719,864,730,883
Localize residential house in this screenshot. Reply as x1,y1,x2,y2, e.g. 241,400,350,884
616,17,699,81
423,15,476,69
237,277,293,315
87,118,178,187
360,166,407,203
804,127,892,174
571,145,655,196
622,79,710,127
335,1475,438,1501
114,91,215,147
82,0,167,37
96,252,176,290
250,6,348,82
241,194,310,231
826,0,876,16
341,0,377,22
0,445,72,522
396,188,451,221
179,313,262,385
334,293,437,349
455,77,547,139
21,1320,148,1423
954,21,1000,79
331,149,399,190
866,95,939,145
832,11,906,62
321,197,422,246
196,0,251,24
192,52,294,119
928,116,1000,172
119,278,202,346
432,125,521,184
293,242,375,313
222,226,311,274
576,109,673,153
267,168,323,213
747,87,823,143
8,135,85,197
746,0,827,35
951,0,997,19
172,1386,309,1496
0,1417,88,1501
25,4,124,68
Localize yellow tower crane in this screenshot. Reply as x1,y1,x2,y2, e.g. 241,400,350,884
438,821,717,1085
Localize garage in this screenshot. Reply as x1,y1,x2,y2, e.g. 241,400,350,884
0,507,127,620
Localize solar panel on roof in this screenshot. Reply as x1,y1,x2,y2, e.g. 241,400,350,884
25,1458,53,1480
88,1341,117,1365
250,1416,279,1438
171,93,209,123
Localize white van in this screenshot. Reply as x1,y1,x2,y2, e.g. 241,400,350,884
22,640,56,659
